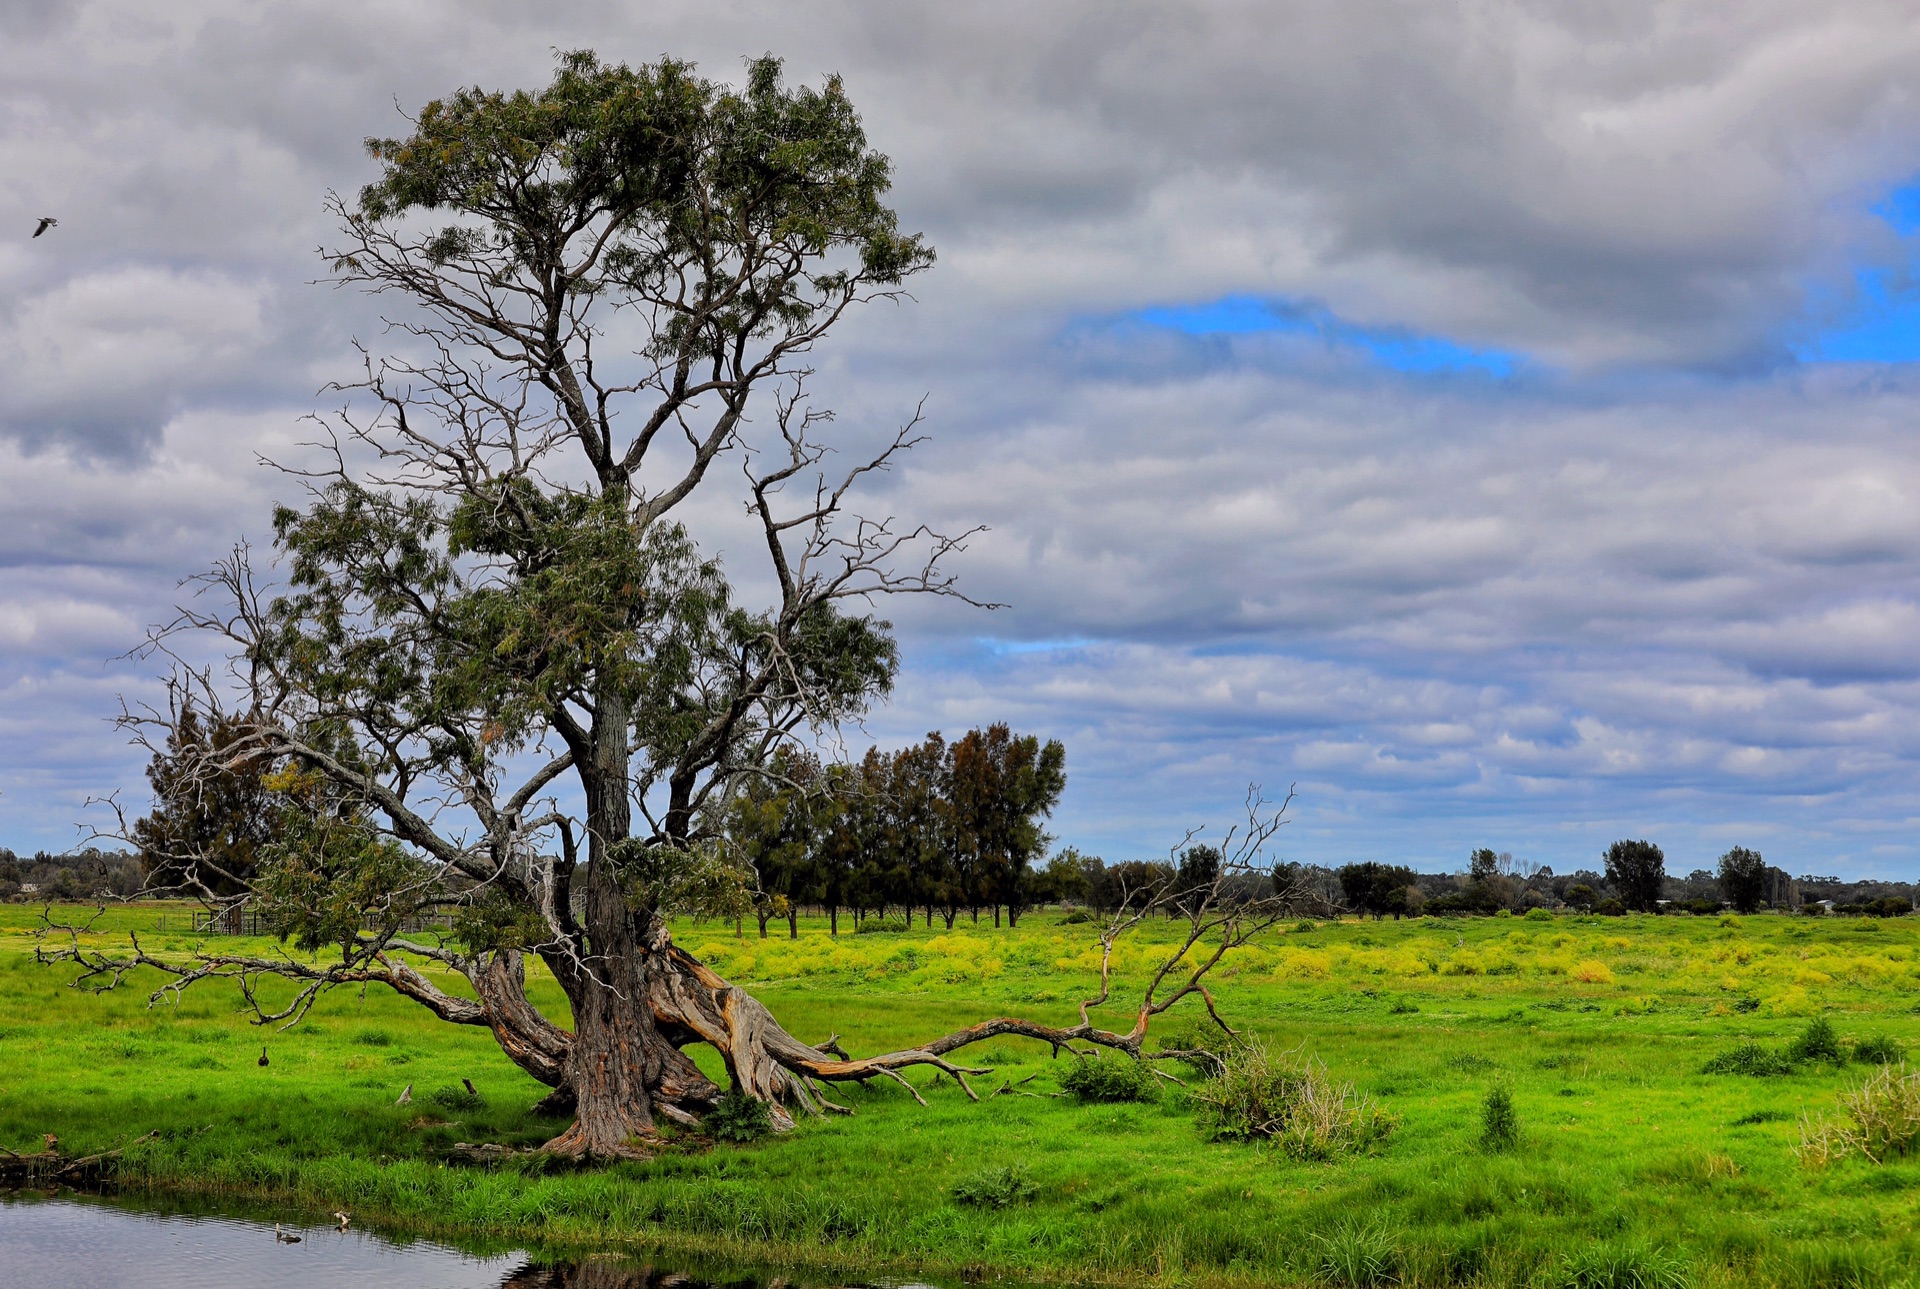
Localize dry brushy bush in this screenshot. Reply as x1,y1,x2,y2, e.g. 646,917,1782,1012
1191,1038,1395,1160
1797,1061,1920,1167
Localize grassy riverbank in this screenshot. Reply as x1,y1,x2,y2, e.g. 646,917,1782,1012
5,905,1920,1287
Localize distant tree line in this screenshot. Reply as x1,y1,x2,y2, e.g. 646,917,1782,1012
0,848,143,902
1324,840,1914,919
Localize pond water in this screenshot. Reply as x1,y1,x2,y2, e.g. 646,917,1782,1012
0,1192,871,1289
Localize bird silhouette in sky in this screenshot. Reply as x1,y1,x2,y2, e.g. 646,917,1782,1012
32,217,56,237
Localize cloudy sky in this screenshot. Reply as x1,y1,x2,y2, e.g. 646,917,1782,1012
8,1,1920,878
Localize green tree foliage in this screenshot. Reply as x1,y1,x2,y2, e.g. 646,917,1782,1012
1604,839,1667,912
1337,862,1418,918
1717,846,1767,914
723,749,837,938
1175,844,1223,913
1037,846,1101,907
946,724,1067,926
721,726,1066,930
132,703,280,897
1469,848,1500,882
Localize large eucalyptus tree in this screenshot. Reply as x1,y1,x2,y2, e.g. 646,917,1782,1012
52,51,1299,1159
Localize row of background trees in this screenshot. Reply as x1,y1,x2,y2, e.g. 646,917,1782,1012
725,724,1068,934
7,727,1916,921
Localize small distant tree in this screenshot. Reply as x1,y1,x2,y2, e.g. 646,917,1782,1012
1469,848,1499,882
1718,847,1767,915
1604,839,1666,913
1176,844,1223,912
1040,847,1100,907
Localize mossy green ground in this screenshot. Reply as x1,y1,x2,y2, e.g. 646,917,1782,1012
4,905,1919,1287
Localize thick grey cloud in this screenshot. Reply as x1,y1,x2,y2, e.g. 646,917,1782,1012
4,1,1920,878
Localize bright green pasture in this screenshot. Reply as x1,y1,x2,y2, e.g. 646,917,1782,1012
4,905,1920,1287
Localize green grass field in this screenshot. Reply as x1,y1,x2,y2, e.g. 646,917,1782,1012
4,904,1919,1287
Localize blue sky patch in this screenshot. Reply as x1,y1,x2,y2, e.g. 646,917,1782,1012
1131,294,1521,377
974,636,1098,656
1796,178,1920,363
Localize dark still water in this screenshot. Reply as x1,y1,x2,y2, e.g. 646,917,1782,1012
0,1193,866,1289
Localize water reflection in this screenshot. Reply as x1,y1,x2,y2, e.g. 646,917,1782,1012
0,1194,888,1289
503,1269,775,1289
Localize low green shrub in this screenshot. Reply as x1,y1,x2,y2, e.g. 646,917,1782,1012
1525,907,1555,922
1059,1052,1158,1103
1312,1216,1400,1286
351,1029,394,1047
705,1087,773,1143
1702,1042,1798,1077
1851,1034,1904,1065
1153,1022,1227,1075
853,916,909,934
1294,920,1317,932
950,1163,1037,1209
428,1082,486,1110
1788,1017,1846,1065
1387,996,1420,1015
1480,1083,1519,1152
1192,1039,1394,1159
1798,1063,1920,1167
1555,1238,1689,1288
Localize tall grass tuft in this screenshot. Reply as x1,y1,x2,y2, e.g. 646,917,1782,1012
1850,1034,1904,1066
950,1163,1037,1209
1192,1039,1394,1160
1798,1062,1920,1167
1312,1216,1399,1287
1555,1238,1690,1288
1769,1243,1895,1288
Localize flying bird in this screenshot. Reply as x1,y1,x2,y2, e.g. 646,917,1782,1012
332,1211,350,1232
32,217,56,238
